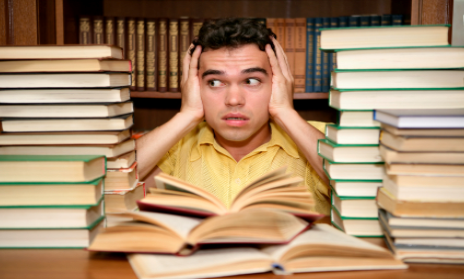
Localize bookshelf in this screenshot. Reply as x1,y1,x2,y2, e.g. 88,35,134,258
1,0,453,130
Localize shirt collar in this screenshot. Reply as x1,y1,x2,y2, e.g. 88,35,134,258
190,121,300,161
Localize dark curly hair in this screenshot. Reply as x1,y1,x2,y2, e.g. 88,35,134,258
189,18,276,55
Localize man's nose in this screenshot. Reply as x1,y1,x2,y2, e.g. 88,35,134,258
225,84,245,106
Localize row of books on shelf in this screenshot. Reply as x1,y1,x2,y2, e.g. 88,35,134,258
316,22,463,264
78,14,406,93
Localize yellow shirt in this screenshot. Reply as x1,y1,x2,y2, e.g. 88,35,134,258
157,121,331,214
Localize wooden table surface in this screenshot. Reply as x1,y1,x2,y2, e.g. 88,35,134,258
1,246,464,279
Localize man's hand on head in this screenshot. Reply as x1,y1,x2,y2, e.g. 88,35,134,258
180,44,204,123
265,37,295,120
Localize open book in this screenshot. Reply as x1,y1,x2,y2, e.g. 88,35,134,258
87,208,309,255
128,224,407,279
137,167,323,221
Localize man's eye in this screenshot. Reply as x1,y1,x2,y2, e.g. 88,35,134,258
209,80,224,87
246,78,260,86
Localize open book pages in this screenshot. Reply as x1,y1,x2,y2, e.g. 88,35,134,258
128,224,407,279
137,166,322,221
88,208,309,255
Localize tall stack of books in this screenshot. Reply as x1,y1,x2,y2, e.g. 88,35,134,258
0,45,139,232
0,154,106,248
318,24,454,237
374,109,464,264
87,168,407,277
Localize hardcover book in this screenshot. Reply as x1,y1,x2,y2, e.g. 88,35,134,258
0,59,131,73
0,45,123,59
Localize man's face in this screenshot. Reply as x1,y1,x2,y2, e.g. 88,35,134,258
199,44,273,145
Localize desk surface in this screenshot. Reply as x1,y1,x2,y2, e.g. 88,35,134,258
1,246,464,279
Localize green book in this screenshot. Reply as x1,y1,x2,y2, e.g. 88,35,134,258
323,159,384,181
336,109,380,127
325,123,380,145
318,139,381,163
331,206,383,238
0,155,106,183
0,177,104,208
320,24,450,51
330,179,382,197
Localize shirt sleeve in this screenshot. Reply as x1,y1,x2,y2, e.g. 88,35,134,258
156,141,180,176
307,120,328,134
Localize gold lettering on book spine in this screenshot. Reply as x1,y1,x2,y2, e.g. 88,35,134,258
94,19,103,44
192,22,202,38
128,19,137,87
79,18,90,44
106,19,114,45
117,19,125,51
159,20,167,89
179,20,189,81
137,20,145,89
169,21,179,91
146,21,156,89
315,23,322,87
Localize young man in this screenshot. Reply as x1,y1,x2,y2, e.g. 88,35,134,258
136,18,330,214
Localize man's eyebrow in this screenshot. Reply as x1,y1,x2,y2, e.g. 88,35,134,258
242,67,268,76
202,69,225,79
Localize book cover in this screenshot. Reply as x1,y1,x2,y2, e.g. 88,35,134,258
284,18,295,77
127,18,137,90
313,18,322,92
104,17,115,45
79,16,92,45
136,18,146,91
305,18,315,92
179,17,190,85
146,18,157,91
381,14,392,26
370,15,381,26
116,17,126,57
93,16,104,45
158,18,168,92
294,18,306,93
169,19,179,92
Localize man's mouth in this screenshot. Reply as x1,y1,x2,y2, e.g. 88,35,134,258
223,114,249,127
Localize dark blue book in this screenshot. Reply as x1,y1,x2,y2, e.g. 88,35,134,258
348,16,359,27
359,15,370,26
329,18,339,73
381,14,392,25
369,15,381,26
392,14,403,25
313,18,323,92
338,16,348,28
321,17,330,92
305,18,315,93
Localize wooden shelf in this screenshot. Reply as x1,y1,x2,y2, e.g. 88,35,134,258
130,91,328,99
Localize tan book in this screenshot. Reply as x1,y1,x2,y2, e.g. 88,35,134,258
79,16,92,44
107,150,136,169
104,17,115,45
0,45,123,60
179,17,190,84
386,163,464,177
146,18,157,91
127,18,137,90
331,208,383,237
104,181,144,213
0,130,131,146
323,160,384,180
284,18,295,76
380,144,464,164
294,18,306,93
158,18,168,92
274,18,285,48
376,187,464,217
116,17,126,57
190,18,203,40
0,59,131,73
0,139,135,158
124,224,405,277
168,19,179,92
136,18,145,91
0,88,130,104
105,162,138,190
380,130,464,152
93,16,104,45
138,167,320,219
381,123,464,137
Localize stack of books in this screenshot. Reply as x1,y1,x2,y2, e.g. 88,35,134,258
318,24,455,237
0,45,139,230
87,168,407,277
0,155,106,248
374,109,464,264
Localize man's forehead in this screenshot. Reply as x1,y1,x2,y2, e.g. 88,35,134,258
199,44,269,70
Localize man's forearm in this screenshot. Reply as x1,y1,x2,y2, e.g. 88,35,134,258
136,112,201,179
272,109,329,185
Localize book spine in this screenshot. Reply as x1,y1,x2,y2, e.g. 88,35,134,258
348,16,359,27
116,17,126,58
93,16,104,45
321,17,330,92
179,17,190,86
127,18,137,91
294,18,306,93
329,17,338,73
359,15,369,27
338,16,348,27
392,15,403,25
79,16,92,44
146,19,157,91
105,17,115,45
168,19,179,93
284,18,295,77
369,15,381,26
381,14,392,25
305,18,314,93
136,19,146,91
313,18,322,92
158,18,168,92
266,17,275,32
274,18,285,47
190,19,203,40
